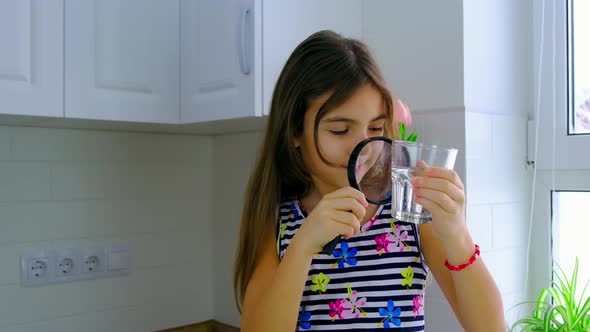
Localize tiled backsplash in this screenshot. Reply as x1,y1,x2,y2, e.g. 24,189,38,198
0,125,214,331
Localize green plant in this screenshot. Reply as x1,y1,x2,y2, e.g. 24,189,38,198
399,123,417,142
510,258,590,332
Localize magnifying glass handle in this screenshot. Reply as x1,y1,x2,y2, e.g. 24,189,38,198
321,235,342,255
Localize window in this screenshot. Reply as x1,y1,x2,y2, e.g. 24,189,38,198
552,191,590,302
568,0,590,135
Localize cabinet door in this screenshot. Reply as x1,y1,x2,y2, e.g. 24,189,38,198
181,0,260,123
0,0,63,118
262,0,362,116
65,0,180,123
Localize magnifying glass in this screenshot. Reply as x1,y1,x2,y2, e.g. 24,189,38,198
321,136,393,254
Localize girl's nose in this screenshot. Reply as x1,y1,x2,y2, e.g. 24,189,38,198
357,131,370,145
349,132,370,155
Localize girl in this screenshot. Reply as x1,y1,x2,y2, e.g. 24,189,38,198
234,30,504,331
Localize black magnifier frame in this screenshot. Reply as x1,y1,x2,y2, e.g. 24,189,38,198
321,136,393,255
347,136,393,205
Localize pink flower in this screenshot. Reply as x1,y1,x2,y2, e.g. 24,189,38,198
375,234,393,253
341,291,367,318
329,299,345,320
412,295,424,316
391,224,409,251
394,99,412,127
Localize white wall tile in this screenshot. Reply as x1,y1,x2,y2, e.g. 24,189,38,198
0,296,209,332
483,247,527,294
0,162,52,201
111,162,206,200
502,291,528,328
0,127,11,160
493,203,529,250
85,199,204,237
0,126,213,331
50,162,117,200
465,112,492,159
466,204,494,250
492,115,528,179
11,126,209,163
424,298,462,332
466,158,494,204
0,242,53,286
212,131,261,326
0,263,211,329
0,201,88,245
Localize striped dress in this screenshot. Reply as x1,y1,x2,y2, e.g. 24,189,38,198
276,198,429,331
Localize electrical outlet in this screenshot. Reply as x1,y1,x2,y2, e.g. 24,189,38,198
21,251,54,286
54,248,78,280
58,258,74,274
29,259,48,279
21,246,128,286
80,248,105,275
82,255,99,272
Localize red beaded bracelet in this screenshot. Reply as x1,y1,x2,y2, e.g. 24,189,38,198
444,244,480,271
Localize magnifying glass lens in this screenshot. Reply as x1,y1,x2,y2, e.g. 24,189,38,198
347,137,392,205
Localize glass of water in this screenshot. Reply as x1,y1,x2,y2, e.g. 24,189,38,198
391,140,458,224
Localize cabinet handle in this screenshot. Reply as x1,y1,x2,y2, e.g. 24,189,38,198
240,7,251,75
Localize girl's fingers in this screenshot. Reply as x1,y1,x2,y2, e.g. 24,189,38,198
411,176,464,203
331,210,361,235
414,194,444,216
416,161,464,190
414,188,457,214
328,198,367,223
327,187,369,207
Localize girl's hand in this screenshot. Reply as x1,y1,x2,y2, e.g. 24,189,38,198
294,187,368,256
411,160,467,242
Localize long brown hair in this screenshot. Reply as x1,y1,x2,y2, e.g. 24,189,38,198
233,30,397,311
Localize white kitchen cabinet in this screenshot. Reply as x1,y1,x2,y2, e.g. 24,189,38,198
0,0,363,130
181,0,260,123
65,0,180,124
0,0,63,118
181,0,362,123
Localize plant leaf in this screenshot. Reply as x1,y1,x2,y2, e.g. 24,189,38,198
544,305,561,331
399,122,407,141
511,317,544,331
571,294,590,328
407,132,418,142
577,279,590,311
533,289,552,319
511,257,590,332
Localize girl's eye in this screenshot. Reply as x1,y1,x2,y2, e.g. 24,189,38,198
330,129,348,135
370,127,384,132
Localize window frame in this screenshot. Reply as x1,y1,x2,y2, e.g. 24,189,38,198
529,171,590,303
533,0,590,171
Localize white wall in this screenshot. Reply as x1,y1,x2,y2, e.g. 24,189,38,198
464,112,531,327
464,0,533,327
362,0,464,112
212,131,261,327
0,126,213,332
464,0,533,114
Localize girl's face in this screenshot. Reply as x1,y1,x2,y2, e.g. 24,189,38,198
294,84,388,196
